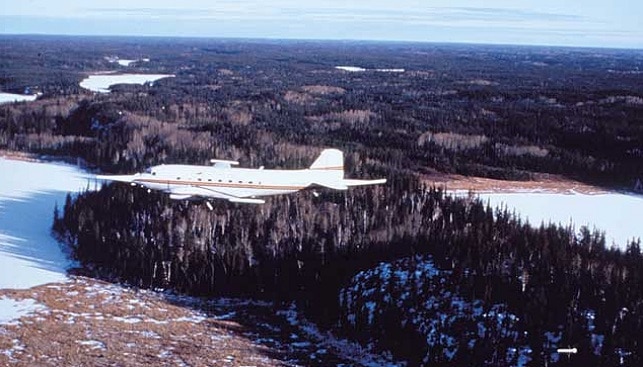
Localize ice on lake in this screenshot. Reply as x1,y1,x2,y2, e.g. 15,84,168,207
472,192,643,250
117,59,137,67
0,158,92,289
79,73,174,93
0,92,38,104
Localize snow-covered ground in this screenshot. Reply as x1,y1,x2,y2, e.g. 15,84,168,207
472,192,643,250
116,59,137,67
0,297,46,324
105,56,150,67
0,158,91,324
335,66,405,73
335,66,367,72
0,92,38,104
79,73,174,93
0,158,91,290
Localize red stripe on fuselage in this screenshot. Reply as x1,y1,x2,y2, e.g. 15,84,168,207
309,166,343,170
135,178,306,191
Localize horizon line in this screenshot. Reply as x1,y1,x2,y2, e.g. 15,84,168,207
1,32,642,52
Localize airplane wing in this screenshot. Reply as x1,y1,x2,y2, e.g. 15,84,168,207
169,185,265,204
343,178,387,187
96,174,140,183
315,178,386,190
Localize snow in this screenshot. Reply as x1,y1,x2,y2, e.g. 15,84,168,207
0,158,91,290
473,192,643,250
276,303,405,366
0,297,47,324
105,56,150,66
0,159,89,322
0,92,38,104
335,66,405,73
79,73,174,93
117,59,137,67
335,66,367,72
76,340,106,350
341,255,533,364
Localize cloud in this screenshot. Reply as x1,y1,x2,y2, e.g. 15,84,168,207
276,6,592,27
86,4,278,21
444,7,585,23
2,2,639,48
88,5,588,26
95,8,209,17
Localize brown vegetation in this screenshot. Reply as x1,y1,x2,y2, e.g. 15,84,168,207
300,85,346,95
423,172,607,194
0,277,359,366
417,132,489,150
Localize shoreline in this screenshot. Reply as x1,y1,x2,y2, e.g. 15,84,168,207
423,173,610,195
0,149,631,196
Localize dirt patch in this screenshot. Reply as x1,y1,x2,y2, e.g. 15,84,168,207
423,173,608,194
0,150,41,163
0,278,275,366
0,277,395,366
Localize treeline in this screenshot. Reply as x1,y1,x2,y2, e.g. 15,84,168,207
1,37,643,189
54,181,643,365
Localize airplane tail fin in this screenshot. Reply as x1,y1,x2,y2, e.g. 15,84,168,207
310,149,344,181
310,149,344,171
308,149,386,190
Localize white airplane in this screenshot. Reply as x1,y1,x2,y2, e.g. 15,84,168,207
97,149,386,205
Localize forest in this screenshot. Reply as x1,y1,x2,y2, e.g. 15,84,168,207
1,36,642,187
1,35,643,365
54,181,642,366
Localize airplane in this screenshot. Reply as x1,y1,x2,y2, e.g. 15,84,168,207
96,149,386,205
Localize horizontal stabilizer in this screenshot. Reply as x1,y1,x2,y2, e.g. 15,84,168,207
343,178,387,187
314,181,348,190
314,178,386,190
228,197,265,204
169,194,193,200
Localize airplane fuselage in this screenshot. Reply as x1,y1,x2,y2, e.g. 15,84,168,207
136,164,329,199
97,149,385,204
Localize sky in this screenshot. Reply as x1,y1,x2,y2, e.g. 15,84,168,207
1,0,642,49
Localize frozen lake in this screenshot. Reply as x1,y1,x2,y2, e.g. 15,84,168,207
470,192,643,250
79,73,174,93
0,92,38,104
0,157,639,292
335,66,405,73
116,59,136,66
0,158,90,289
